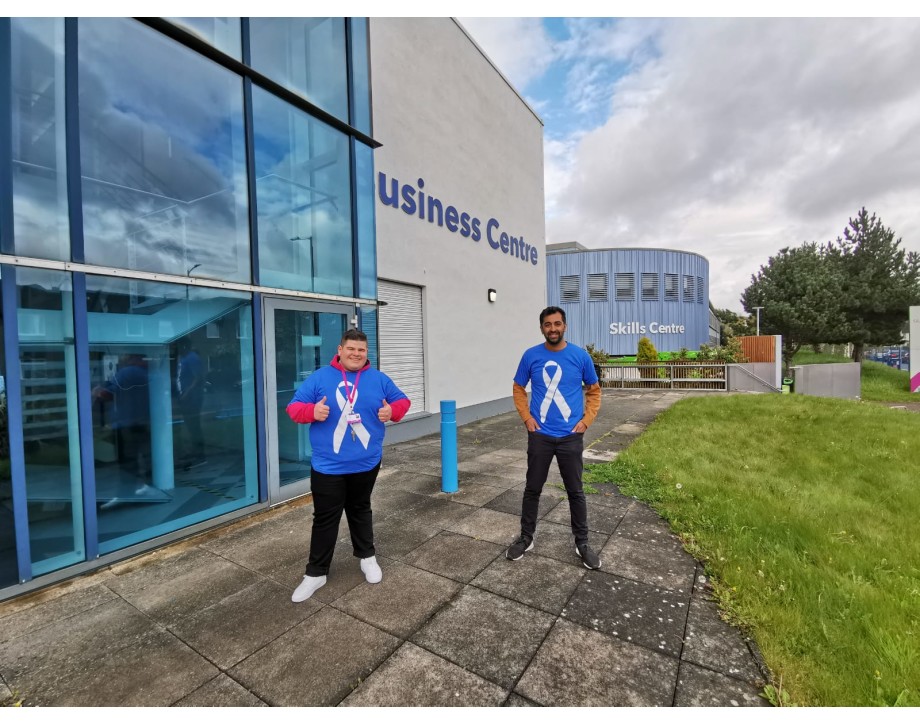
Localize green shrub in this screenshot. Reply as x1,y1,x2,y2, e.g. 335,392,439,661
636,336,658,363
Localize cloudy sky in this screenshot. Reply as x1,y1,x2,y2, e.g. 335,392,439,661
457,16,920,312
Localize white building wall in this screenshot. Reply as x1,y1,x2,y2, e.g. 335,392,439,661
370,18,546,418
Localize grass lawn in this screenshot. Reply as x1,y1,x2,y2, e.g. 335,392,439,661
585,394,920,706
792,351,916,403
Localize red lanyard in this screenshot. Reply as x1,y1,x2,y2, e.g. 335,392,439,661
340,367,361,409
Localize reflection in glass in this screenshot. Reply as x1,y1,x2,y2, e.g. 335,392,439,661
274,309,345,486
10,18,70,261
16,269,85,576
78,19,250,283
253,88,354,295
0,271,17,587
249,18,348,123
358,305,378,369
349,18,372,135
164,17,242,59
354,141,377,301
86,275,257,555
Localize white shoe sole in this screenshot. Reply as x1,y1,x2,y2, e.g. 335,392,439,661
506,540,534,560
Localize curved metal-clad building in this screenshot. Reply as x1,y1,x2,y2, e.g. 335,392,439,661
546,243,711,356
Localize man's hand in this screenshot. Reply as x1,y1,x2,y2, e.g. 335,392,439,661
524,418,540,432
314,396,330,422
572,420,588,434
378,399,392,422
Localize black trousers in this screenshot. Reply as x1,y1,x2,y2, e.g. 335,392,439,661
521,431,589,546
305,463,380,576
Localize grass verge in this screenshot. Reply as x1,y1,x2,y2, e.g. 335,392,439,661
791,351,916,403
585,394,920,706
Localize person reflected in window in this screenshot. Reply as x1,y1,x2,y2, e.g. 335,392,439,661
177,340,206,469
93,353,151,491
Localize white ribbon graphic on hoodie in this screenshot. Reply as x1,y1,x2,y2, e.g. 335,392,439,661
539,361,571,423
333,380,371,453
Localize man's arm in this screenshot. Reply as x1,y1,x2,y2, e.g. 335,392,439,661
581,383,601,428
513,382,539,432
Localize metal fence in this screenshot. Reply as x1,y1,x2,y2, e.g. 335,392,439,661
596,363,728,391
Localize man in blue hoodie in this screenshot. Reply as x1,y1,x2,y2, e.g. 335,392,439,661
286,328,410,602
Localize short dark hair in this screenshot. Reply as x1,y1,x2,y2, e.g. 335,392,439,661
340,328,368,346
540,306,566,325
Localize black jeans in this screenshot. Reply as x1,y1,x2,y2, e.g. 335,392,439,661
305,463,380,576
521,431,588,546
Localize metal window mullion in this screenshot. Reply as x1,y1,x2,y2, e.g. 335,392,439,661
2,264,32,582
64,18,85,263
348,136,360,303
251,292,268,503
70,272,98,559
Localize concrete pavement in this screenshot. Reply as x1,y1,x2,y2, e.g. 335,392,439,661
0,390,770,707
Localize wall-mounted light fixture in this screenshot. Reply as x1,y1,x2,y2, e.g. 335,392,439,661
488,288,497,303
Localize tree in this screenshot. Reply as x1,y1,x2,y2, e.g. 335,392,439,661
712,307,757,342
827,208,920,362
740,243,845,372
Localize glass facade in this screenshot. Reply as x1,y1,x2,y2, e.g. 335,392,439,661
0,17,376,598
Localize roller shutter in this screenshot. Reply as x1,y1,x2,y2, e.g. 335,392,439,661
378,280,426,413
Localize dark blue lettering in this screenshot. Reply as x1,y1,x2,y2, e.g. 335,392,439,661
379,172,398,208
530,247,538,265
509,235,520,257
400,183,416,215
445,206,459,232
487,218,500,249
459,212,471,237
427,196,444,226
471,218,482,242
417,178,425,219
499,231,510,253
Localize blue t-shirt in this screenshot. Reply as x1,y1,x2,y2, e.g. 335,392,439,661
513,343,599,438
289,365,408,475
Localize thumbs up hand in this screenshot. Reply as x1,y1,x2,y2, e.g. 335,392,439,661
378,398,392,422
314,395,330,422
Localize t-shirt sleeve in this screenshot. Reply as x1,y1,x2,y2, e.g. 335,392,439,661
289,375,319,406
513,351,531,387
383,374,408,404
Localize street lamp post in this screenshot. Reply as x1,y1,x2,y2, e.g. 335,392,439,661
753,306,764,336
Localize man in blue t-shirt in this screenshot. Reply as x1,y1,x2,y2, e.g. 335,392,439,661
286,328,410,602
507,306,603,569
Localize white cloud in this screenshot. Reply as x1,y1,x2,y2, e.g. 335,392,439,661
523,18,920,310
456,17,556,90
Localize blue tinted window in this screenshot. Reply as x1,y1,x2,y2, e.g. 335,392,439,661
354,141,377,301
358,305,378,369
10,18,70,261
165,17,242,59
348,18,372,135
79,19,250,283
0,272,17,587
253,88,354,296
249,18,349,123
16,269,85,576
86,275,258,555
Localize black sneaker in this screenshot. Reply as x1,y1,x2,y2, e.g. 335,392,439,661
576,543,601,570
506,535,534,561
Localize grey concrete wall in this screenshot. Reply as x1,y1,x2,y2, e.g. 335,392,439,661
727,364,778,393
791,363,861,399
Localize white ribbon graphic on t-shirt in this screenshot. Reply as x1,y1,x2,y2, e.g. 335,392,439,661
333,381,371,453
539,361,572,423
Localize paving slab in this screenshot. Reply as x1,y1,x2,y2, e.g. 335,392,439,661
372,514,442,560
458,470,522,490
402,531,504,583
504,693,540,706
443,507,521,546
174,673,268,706
229,606,399,706
168,578,321,669
613,503,687,550
674,661,769,706
411,586,555,689
431,482,505,507
542,496,626,534
389,495,478,530
0,583,118,645
562,569,690,656
19,628,218,706
385,471,444,495
471,554,585,615
601,535,697,593
524,519,609,566
682,597,766,685
341,642,507,706
332,560,462,639
515,619,678,706
484,487,562,519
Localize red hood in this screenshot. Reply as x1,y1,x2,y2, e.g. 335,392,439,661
330,355,371,373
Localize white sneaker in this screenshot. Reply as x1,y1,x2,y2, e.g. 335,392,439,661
291,574,326,602
360,556,382,584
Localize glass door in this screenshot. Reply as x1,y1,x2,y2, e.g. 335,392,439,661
263,298,353,503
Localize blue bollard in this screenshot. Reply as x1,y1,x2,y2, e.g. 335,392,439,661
440,400,458,493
